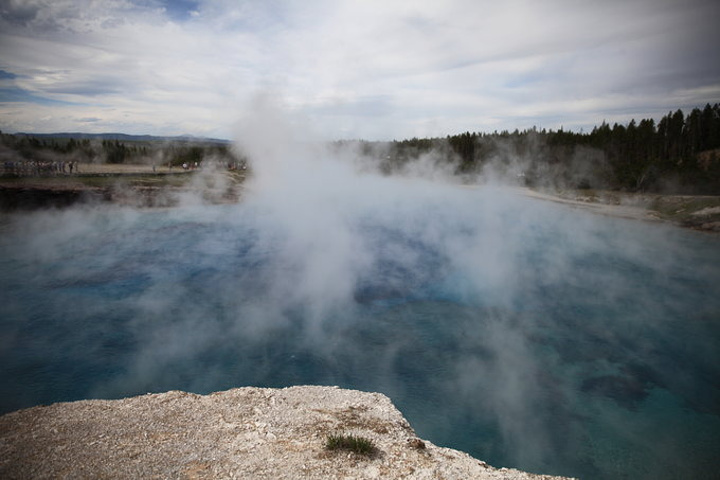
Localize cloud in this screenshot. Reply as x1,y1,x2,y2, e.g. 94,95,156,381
1,0,719,138
0,87,78,105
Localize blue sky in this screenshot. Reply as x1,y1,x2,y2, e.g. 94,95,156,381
1,0,719,140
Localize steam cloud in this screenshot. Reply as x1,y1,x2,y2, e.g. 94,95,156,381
1,96,719,479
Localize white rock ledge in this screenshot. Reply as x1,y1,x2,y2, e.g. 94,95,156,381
0,385,574,479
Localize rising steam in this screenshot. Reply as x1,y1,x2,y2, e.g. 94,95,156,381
1,95,718,480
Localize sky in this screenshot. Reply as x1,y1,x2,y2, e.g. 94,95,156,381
1,0,719,141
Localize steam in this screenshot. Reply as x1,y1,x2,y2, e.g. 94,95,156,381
1,96,719,479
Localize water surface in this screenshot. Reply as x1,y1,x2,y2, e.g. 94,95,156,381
1,186,718,479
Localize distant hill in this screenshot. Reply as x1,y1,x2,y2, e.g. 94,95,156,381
12,132,231,144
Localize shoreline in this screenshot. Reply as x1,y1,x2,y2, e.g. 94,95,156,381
513,187,720,234
516,187,661,222
0,166,245,209
1,170,718,233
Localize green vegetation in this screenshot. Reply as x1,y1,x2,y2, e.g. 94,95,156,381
0,171,197,189
325,433,377,456
2,102,719,195
648,195,720,224
348,103,720,194
0,133,246,169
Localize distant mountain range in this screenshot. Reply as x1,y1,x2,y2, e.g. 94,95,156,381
13,132,231,144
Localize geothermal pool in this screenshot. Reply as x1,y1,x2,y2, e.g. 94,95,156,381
1,184,719,479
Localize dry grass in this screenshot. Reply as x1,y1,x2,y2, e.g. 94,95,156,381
76,163,161,174
325,434,377,456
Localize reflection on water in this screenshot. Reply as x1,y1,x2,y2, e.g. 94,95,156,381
1,187,719,480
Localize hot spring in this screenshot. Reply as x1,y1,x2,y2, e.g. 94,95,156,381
1,180,719,480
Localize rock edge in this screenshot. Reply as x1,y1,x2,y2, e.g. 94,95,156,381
0,386,574,479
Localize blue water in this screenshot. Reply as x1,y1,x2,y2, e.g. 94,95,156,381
1,186,719,479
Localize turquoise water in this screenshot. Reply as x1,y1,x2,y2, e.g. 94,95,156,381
1,186,719,479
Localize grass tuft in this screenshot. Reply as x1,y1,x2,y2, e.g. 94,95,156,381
325,433,376,456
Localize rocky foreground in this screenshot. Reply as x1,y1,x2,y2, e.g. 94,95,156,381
0,386,573,479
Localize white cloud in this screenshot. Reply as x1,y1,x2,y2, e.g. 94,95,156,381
1,0,718,139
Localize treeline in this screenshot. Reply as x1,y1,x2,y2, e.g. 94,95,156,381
0,133,243,168
380,103,720,194
3,104,719,193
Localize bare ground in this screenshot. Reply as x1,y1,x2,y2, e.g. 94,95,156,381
0,386,574,480
0,163,246,209
515,187,720,233
1,164,717,232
